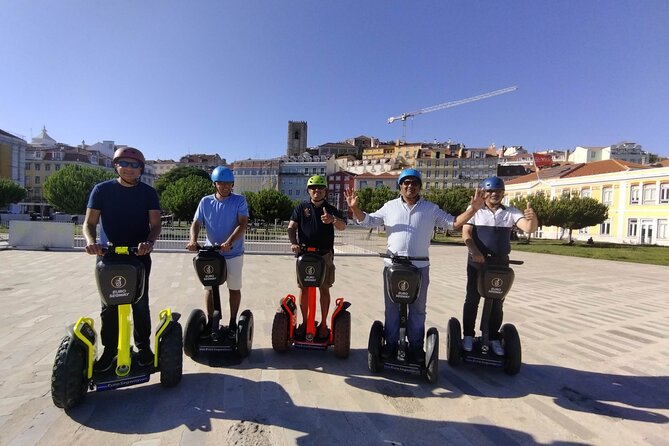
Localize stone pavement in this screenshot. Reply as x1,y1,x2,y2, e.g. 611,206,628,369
0,246,667,446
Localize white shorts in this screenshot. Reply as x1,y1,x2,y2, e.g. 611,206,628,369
203,254,244,291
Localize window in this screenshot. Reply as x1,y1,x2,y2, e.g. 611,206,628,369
45,164,51,171
643,185,656,204
35,176,41,184
360,181,367,188
25,163,31,170
628,218,638,237
580,188,591,198
425,182,430,189
630,185,640,204
579,226,589,234
661,184,669,204
600,220,611,236
35,164,41,171
602,187,613,204
658,219,667,239
375,181,384,188
427,160,432,167
418,160,424,167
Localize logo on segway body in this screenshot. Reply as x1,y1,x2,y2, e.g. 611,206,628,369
398,280,410,292
305,266,316,276
491,278,503,288
111,276,127,288
203,265,214,275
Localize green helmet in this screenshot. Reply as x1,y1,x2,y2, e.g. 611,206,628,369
307,175,327,188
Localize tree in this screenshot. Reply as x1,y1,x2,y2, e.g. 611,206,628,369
556,195,609,243
356,186,399,213
242,191,258,220
510,192,555,242
252,189,294,225
154,166,210,196
160,176,213,221
0,178,27,209
43,165,116,214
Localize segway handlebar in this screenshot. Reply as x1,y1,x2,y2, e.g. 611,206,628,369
509,260,524,265
295,245,331,258
379,252,430,263
102,246,139,255
192,243,223,252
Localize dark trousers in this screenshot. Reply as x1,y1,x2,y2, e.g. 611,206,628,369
100,255,152,352
463,262,503,341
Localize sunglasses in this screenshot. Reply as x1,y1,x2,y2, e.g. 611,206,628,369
308,186,326,191
486,189,504,194
116,160,141,169
401,179,421,187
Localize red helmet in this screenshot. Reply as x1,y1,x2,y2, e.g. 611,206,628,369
113,147,145,166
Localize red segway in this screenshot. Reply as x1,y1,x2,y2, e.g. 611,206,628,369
271,246,351,358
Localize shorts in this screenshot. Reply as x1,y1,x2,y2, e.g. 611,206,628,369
202,254,244,291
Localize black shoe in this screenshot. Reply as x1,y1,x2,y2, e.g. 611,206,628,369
227,322,237,340
381,344,398,360
137,348,154,367
94,350,116,373
295,323,306,338
409,346,426,365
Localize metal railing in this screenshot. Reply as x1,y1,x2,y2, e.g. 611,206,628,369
67,223,384,256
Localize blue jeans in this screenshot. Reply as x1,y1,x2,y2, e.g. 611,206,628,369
383,265,430,349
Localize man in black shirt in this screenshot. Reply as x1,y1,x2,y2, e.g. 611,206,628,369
287,175,346,339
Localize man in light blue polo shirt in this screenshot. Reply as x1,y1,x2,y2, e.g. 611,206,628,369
187,166,249,337
345,168,485,362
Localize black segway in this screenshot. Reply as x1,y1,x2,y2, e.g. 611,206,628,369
271,246,351,358
51,246,183,410
446,259,523,375
183,244,254,359
368,253,439,383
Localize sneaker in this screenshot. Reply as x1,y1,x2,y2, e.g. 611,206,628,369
227,322,237,340
137,348,154,366
491,340,505,356
463,336,475,352
94,350,116,372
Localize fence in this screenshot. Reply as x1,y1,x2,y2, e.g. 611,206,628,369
1,220,384,256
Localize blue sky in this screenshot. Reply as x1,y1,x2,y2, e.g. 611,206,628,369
2,1,668,162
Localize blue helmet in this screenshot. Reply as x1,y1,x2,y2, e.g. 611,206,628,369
397,168,422,186
481,176,505,191
211,166,234,183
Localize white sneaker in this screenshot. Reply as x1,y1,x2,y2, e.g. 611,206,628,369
463,336,475,352
491,340,505,356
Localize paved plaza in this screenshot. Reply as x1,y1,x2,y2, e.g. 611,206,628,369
0,245,667,445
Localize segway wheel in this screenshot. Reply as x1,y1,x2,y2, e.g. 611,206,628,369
184,309,206,358
159,322,183,387
237,309,254,358
425,327,439,384
51,335,88,409
501,323,522,375
367,320,384,373
333,310,351,359
271,312,290,353
446,317,462,366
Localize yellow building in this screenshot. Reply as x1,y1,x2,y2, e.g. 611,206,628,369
505,160,669,246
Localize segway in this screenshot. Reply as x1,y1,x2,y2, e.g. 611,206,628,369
51,246,183,410
446,259,523,375
367,253,439,383
183,244,254,359
271,246,351,358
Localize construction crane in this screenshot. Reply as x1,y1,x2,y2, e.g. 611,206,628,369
387,86,518,141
